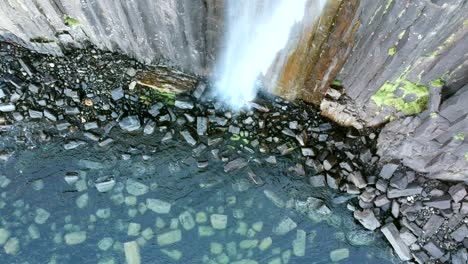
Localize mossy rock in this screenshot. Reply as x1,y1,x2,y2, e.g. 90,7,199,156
64,15,80,27
371,78,429,116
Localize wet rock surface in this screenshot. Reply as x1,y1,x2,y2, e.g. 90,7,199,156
0,42,466,263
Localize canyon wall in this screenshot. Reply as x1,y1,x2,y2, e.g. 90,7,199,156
334,0,468,182
0,0,224,75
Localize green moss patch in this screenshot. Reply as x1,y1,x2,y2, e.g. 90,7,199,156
371,79,429,115
64,15,80,27
454,133,465,141
388,47,396,56
431,78,444,87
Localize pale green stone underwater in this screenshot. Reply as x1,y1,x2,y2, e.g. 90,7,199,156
0,131,400,263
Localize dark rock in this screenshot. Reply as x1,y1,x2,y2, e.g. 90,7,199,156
399,228,417,246
387,183,422,198
265,156,277,165
224,158,247,173
424,195,452,209
175,100,194,110
247,170,263,185
422,214,444,238
64,140,86,150
148,103,164,117
196,117,208,136
143,120,156,135
354,209,381,231
28,109,43,119
451,248,468,264
192,82,206,99
192,144,207,156
374,195,390,207
379,163,399,179
180,130,197,146
449,183,467,203
423,241,444,259
413,251,430,264
348,171,366,189
98,138,114,147
119,116,140,132
451,224,468,242
228,125,240,134
380,223,412,261
111,87,124,101
389,172,409,190
309,175,326,187
376,179,388,192
326,174,339,189
64,107,80,115
84,122,98,130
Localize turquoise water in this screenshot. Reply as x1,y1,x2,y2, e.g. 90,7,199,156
0,124,399,264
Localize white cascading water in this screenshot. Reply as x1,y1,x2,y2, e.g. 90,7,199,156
213,0,308,110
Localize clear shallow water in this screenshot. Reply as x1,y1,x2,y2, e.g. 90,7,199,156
0,126,399,264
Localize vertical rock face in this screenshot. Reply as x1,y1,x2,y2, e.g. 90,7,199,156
297,0,467,182
271,0,360,104
0,0,224,75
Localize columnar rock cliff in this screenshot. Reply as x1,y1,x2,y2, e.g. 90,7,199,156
0,0,466,181
0,0,224,75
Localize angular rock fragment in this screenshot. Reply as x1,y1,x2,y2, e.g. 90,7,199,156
124,241,141,264
309,175,326,187
387,183,422,198
348,171,366,189
119,116,140,132
273,217,297,235
354,209,381,231
449,183,467,203
157,230,181,246
196,117,208,135
424,195,452,209
224,158,247,173
180,130,197,146
450,224,467,242
143,120,156,135
380,163,399,179
64,231,87,245
423,241,444,259
126,179,148,196
330,248,349,262
95,178,115,192
210,214,228,230
0,103,15,112
264,190,285,208
179,211,195,231
381,223,412,261
422,214,444,238
175,100,194,109
146,199,171,214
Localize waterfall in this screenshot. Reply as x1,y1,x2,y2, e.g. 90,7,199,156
213,0,308,110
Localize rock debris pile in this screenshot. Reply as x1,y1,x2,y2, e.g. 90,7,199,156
0,42,466,263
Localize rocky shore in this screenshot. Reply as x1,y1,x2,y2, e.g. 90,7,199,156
0,42,466,263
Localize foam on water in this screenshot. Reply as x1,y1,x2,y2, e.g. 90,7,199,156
213,0,308,110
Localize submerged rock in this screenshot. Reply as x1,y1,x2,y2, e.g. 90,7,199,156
330,248,349,262
124,241,141,264
157,230,182,246
224,158,248,172
119,116,141,132
3,237,19,255
126,179,148,196
210,214,228,230
146,199,171,214
64,231,87,245
273,217,297,235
